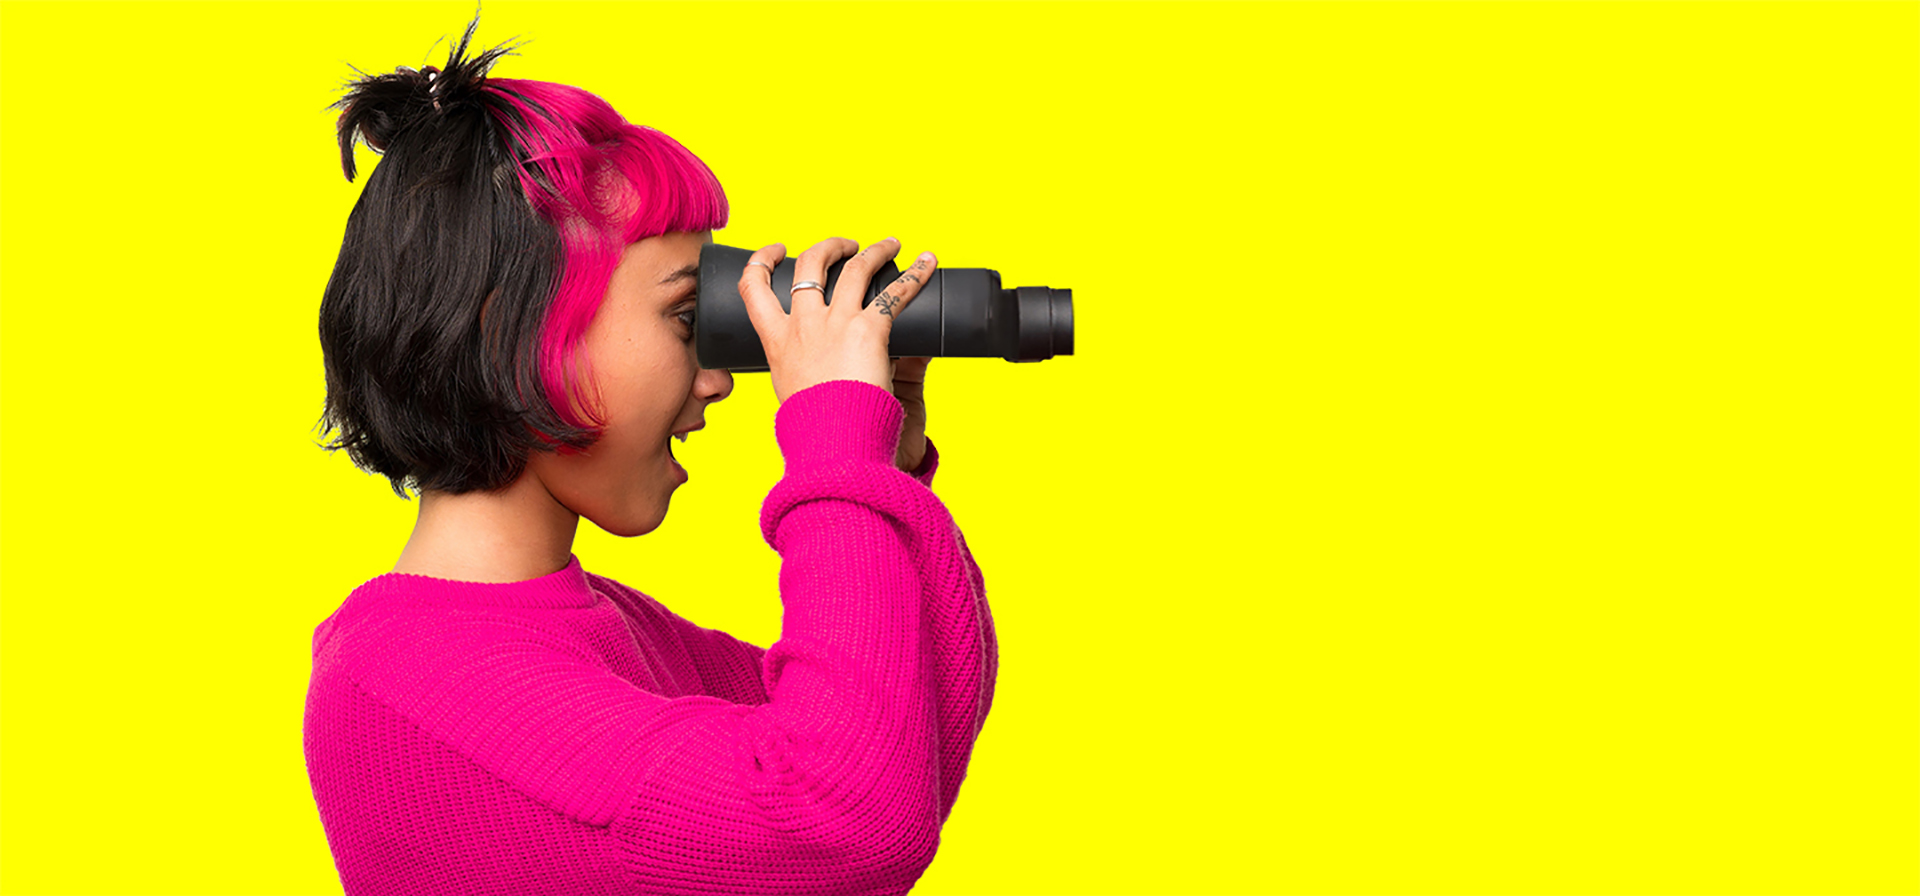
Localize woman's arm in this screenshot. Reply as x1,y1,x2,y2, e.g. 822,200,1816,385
956,524,999,748
752,381,996,832
900,433,1000,819
918,437,999,761
609,489,944,890
907,433,940,488
613,379,992,891
609,412,998,834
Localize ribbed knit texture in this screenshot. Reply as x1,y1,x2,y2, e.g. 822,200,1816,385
303,379,998,895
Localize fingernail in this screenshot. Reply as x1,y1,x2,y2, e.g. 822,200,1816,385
918,251,934,261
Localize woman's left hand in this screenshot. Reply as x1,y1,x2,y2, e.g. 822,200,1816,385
890,356,932,473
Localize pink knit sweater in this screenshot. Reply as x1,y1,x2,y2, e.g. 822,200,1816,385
304,379,999,895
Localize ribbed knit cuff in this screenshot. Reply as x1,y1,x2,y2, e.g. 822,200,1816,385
774,379,905,470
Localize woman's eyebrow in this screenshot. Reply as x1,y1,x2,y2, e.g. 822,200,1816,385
657,264,699,286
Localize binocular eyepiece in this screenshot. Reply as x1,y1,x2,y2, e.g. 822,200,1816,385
695,243,1074,372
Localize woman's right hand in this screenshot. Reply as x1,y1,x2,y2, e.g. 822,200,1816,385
737,236,938,405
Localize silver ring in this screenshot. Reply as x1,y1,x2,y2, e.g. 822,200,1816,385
790,280,825,294
747,260,773,271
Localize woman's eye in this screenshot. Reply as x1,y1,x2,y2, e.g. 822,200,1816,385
676,308,697,336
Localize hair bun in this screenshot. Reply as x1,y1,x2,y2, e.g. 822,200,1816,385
329,14,525,182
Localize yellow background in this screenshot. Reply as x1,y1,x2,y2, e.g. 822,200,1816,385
2,1,1915,893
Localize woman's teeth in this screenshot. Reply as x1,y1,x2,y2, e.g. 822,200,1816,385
673,432,688,443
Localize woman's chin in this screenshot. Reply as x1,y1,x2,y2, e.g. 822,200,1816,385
597,501,668,538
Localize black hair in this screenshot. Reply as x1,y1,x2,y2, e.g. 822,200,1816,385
314,9,594,501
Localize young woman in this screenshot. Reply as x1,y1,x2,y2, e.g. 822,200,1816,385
303,15,998,895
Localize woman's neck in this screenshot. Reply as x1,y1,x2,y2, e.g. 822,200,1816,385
392,476,581,584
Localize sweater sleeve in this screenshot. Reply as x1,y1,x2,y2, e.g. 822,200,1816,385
612,378,993,892
894,432,999,818
955,523,999,745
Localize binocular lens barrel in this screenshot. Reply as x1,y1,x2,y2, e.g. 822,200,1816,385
694,244,1074,372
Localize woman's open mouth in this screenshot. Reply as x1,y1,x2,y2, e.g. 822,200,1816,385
667,423,701,482
667,437,688,481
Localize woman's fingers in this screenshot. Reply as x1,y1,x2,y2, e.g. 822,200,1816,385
868,251,936,326
833,237,903,321
741,234,938,403
736,243,788,344
791,237,861,315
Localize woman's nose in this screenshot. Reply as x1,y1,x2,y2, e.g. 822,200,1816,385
698,367,733,403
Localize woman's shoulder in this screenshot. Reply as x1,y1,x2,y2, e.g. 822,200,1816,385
582,571,722,648
582,570,686,637
580,570,770,705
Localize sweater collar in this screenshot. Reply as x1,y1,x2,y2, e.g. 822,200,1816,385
357,552,602,609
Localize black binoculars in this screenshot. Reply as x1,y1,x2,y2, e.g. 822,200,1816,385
694,243,1074,372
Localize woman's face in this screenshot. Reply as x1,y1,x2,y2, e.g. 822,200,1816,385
528,229,732,536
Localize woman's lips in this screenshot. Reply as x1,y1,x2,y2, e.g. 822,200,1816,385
667,440,687,481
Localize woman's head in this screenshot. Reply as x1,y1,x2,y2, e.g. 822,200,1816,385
317,14,733,535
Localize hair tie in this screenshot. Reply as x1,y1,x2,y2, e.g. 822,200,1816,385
421,65,442,110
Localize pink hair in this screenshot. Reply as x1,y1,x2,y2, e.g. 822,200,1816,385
480,77,728,453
